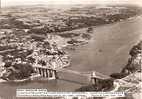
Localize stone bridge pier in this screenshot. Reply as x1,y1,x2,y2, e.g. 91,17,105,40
34,67,58,79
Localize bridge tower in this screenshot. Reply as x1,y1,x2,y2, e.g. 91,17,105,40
90,71,110,85
90,71,100,84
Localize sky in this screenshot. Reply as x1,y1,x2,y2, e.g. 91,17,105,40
1,0,142,7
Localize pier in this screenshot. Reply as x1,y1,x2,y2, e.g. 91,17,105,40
34,66,58,79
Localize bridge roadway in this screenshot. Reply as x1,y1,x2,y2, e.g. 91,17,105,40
34,65,110,79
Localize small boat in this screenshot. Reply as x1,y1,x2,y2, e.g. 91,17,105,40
67,39,88,46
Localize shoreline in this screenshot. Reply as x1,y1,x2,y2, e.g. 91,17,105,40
0,8,142,95
76,40,142,92
91,14,142,31
0,14,141,82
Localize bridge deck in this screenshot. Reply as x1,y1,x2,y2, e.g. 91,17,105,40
34,66,110,79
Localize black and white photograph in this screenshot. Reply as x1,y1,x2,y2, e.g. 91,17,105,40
0,0,141,99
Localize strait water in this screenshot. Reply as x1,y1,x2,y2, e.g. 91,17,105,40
0,16,142,99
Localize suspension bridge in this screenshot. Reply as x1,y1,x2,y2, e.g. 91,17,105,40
33,65,111,84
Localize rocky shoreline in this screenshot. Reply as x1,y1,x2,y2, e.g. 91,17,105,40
76,40,142,95
111,40,142,79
